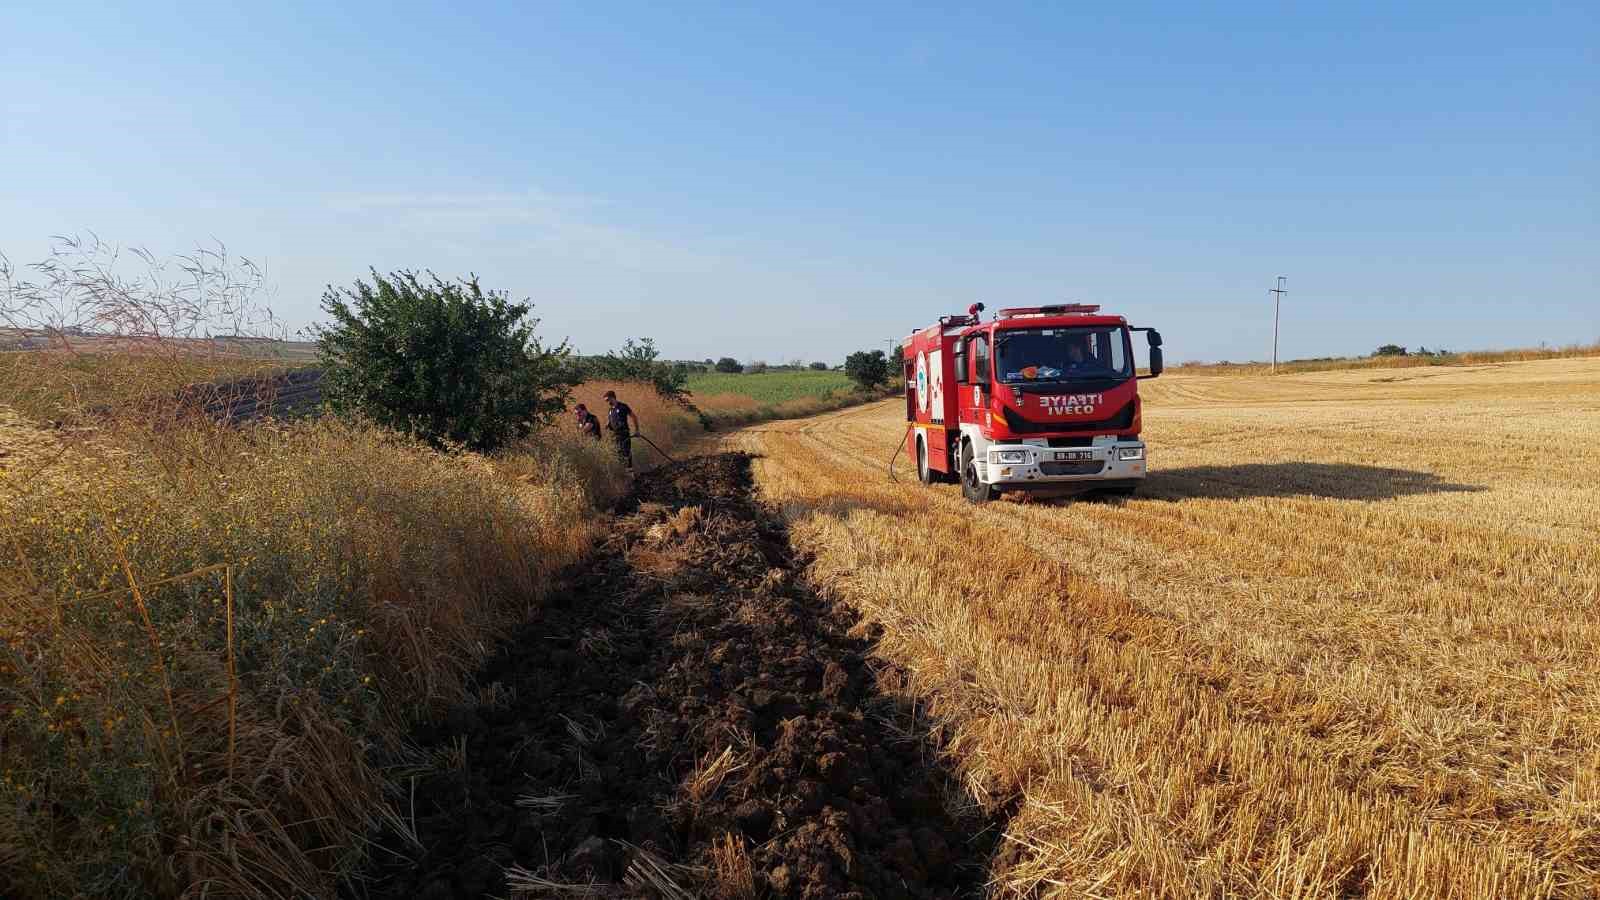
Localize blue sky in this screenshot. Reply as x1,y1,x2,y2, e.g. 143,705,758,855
3,2,1595,364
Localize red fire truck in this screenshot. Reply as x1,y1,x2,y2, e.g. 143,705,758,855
902,303,1164,502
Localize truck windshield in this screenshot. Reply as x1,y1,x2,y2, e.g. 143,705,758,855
993,326,1131,383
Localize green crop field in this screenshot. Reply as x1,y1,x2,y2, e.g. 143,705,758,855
682,369,873,426
685,369,852,404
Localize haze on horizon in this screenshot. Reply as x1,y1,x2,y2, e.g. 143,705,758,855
2,2,1595,365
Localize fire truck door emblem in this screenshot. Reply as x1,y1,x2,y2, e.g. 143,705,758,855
928,349,944,423
916,352,929,415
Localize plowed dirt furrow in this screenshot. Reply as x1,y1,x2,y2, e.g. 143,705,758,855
361,453,995,900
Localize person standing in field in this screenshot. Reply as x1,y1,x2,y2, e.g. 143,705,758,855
603,390,640,471
574,403,602,440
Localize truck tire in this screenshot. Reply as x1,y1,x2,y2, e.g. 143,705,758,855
916,436,936,485
960,442,998,503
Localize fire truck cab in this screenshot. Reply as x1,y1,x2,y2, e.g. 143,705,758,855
902,303,1164,502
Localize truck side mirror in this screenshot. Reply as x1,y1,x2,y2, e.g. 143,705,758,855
1147,346,1164,377
1147,329,1163,348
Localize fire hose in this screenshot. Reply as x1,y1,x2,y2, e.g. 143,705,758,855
887,424,911,482
632,431,677,464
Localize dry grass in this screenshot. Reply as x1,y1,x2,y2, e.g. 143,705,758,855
682,746,746,807
725,356,1600,898
566,379,704,465
2,236,636,896
692,391,765,414
0,347,297,423
618,842,703,900
0,398,625,897
707,832,757,899
2,235,306,424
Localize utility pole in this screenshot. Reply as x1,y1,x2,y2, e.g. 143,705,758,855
1269,276,1287,373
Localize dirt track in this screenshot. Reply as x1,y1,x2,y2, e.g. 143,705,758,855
362,453,994,899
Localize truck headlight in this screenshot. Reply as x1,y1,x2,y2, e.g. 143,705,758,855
995,449,1029,464
1117,446,1144,460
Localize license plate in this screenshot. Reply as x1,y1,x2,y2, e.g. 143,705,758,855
1054,450,1092,461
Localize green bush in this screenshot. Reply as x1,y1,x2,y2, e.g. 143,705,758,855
844,349,889,390
315,270,576,452
714,357,741,373
808,361,828,371
574,338,689,399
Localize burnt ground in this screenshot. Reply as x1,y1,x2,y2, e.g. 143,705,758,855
357,453,1000,899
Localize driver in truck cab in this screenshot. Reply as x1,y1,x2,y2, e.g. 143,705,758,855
1065,339,1088,367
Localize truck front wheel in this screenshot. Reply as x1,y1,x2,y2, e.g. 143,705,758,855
916,437,936,485
960,443,998,503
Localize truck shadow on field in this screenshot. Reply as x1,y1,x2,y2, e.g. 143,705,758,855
1142,462,1485,502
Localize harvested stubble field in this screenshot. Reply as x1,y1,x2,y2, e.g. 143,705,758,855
1175,342,1600,378
725,357,1600,898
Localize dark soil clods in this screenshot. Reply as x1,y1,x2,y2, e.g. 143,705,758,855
360,453,993,898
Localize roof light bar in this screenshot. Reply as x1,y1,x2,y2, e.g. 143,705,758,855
997,303,1101,319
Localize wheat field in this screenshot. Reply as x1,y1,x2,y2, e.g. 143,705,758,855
725,357,1600,898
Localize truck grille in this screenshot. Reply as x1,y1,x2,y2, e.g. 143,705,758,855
1040,460,1106,477
1003,401,1134,435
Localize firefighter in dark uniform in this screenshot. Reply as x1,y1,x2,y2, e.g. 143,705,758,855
573,403,601,440
603,390,640,470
